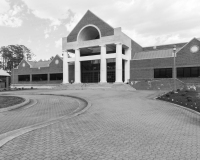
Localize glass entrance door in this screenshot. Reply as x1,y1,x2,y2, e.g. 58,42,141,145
81,60,100,83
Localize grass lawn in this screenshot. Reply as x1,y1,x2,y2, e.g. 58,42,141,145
0,96,25,109
157,90,200,113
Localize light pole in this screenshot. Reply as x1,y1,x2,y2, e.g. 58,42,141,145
173,45,177,92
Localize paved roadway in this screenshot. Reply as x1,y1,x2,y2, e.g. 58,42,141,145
0,89,200,160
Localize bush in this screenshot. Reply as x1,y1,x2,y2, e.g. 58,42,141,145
177,89,180,92
186,96,192,102
181,93,186,96
166,94,170,97
31,87,33,89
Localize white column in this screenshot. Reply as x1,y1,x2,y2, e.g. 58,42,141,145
100,45,107,83
115,43,123,83
63,51,69,83
75,49,81,83
124,48,131,83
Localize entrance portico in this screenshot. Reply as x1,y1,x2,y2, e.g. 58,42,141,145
63,42,131,84
62,10,132,84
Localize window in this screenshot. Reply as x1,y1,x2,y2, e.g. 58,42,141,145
177,67,200,78
18,75,30,81
50,73,63,80
154,68,172,78
32,74,47,81
177,68,184,77
191,67,199,77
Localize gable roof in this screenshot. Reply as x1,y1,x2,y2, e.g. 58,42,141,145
133,48,181,60
143,42,186,51
67,10,114,42
175,37,200,55
49,54,63,65
28,60,51,68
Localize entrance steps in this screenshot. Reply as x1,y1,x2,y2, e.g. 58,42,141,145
54,83,136,91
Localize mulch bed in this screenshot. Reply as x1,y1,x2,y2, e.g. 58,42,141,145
157,90,200,113
0,96,25,109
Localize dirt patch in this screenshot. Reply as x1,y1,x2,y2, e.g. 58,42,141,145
0,96,25,108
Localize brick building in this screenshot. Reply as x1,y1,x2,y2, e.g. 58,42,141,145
12,10,200,87
62,10,200,85
11,55,68,87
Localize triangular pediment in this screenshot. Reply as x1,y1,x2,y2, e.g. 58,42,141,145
67,10,114,42
176,38,200,55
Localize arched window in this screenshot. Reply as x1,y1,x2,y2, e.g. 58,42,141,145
78,25,101,41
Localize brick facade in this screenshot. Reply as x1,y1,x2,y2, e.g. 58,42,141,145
67,10,114,43
12,55,63,84
130,38,200,83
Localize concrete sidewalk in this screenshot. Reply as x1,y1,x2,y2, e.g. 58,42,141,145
0,89,200,160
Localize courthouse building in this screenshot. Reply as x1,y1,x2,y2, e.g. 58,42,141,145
12,10,200,86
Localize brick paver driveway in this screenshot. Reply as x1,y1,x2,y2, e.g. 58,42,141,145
0,93,80,134
0,89,200,160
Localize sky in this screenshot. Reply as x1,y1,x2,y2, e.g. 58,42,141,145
0,0,200,61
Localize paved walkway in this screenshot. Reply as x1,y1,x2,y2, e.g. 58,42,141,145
0,90,200,160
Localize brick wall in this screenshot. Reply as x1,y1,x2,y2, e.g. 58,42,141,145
176,38,200,67
12,56,63,84
131,40,143,59
130,38,200,83
130,68,153,79
67,10,114,42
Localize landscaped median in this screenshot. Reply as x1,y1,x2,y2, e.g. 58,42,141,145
157,89,200,113
0,96,30,112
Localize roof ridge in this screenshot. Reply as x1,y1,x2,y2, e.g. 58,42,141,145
143,42,187,48
137,48,173,53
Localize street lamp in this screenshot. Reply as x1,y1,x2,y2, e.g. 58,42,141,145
173,45,177,92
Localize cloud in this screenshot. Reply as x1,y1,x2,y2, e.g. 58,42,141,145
65,13,81,32
55,38,62,48
0,0,10,14
0,4,23,27
20,0,200,46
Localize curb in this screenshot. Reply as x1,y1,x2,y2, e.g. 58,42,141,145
0,94,91,148
0,96,30,113
153,93,200,117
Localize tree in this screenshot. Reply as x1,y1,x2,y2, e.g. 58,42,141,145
50,56,54,60
0,45,35,72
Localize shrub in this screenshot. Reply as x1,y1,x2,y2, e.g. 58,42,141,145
181,93,186,96
177,89,180,92
170,91,174,94
166,94,170,97
31,87,33,89
186,96,192,102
